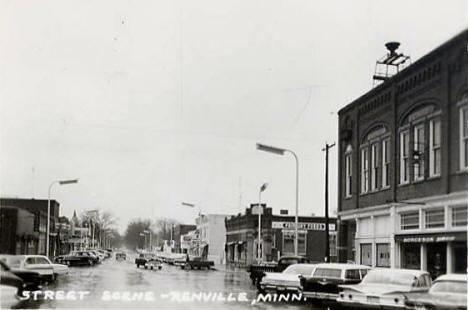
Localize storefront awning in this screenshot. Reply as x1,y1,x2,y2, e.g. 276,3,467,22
395,232,467,243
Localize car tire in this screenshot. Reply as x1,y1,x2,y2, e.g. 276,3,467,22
144,266,147,269
151,267,153,270
88,260,94,266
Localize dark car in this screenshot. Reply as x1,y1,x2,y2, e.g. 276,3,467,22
299,263,371,302
0,260,42,292
62,251,99,266
404,273,467,310
135,253,154,268
249,255,310,287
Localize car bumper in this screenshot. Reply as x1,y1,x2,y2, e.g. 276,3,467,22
337,298,406,309
302,291,339,301
260,285,301,293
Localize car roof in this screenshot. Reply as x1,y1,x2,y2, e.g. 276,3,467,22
435,274,467,282
313,263,371,269
287,263,317,268
370,268,429,277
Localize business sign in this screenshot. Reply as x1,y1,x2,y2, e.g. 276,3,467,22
395,232,467,243
272,221,336,231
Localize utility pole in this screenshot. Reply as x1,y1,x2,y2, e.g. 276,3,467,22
322,142,335,262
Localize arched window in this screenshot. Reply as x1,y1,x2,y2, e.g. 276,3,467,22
360,125,390,194
398,104,441,184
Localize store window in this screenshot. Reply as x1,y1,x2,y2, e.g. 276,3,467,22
425,208,445,229
401,243,420,270
400,211,419,230
452,205,468,227
282,231,306,255
360,243,372,266
376,243,390,267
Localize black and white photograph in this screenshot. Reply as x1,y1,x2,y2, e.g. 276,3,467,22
1,1,467,309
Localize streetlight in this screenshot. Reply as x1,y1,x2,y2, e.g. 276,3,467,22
256,143,300,256
47,178,79,257
181,202,202,216
257,183,268,262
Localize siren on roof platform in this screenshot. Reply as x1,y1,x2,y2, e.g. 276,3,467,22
373,41,411,87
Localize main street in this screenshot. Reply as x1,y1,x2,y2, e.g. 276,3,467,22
12,254,327,310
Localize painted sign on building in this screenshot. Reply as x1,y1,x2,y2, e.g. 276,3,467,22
272,221,336,231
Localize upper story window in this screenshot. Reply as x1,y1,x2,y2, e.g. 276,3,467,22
345,145,352,198
399,104,441,184
400,211,419,230
452,205,467,227
382,138,390,188
360,125,389,194
460,95,468,171
424,208,444,229
400,130,410,184
429,118,441,177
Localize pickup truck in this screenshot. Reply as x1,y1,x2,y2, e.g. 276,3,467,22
248,255,311,287
135,253,154,268
181,256,214,270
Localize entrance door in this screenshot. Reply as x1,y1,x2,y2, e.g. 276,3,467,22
453,242,467,273
427,243,446,279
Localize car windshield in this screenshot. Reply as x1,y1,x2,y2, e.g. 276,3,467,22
362,271,417,286
430,281,467,295
283,264,314,275
313,268,342,278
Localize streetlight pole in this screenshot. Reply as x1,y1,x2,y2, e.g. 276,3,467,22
257,183,268,262
46,179,78,257
322,142,335,262
256,143,300,256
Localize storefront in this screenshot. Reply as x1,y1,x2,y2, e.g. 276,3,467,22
396,232,467,278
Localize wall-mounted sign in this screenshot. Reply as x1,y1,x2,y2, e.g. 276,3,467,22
272,221,336,231
395,232,466,243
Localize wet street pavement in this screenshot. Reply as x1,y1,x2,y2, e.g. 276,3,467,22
10,253,329,310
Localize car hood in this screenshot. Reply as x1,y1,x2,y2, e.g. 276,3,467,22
340,283,414,295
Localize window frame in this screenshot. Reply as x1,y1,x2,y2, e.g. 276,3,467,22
400,211,420,231
370,142,379,191
429,118,441,177
382,138,390,188
424,208,445,229
400,130,410,184
361,147,369,194
345,152,352,198
460,105,468,171
451,205,468,227
413,123,425,181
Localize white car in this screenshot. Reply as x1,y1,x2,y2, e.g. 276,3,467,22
338,268,432,309
0,255,55,283
144,259,162,270
260,263,317,293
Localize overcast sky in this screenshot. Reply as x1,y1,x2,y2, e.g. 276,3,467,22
1,0,467,232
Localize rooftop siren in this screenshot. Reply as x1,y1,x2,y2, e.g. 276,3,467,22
373,41,411,87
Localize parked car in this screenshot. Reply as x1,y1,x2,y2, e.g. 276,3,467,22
88,250,104,262
144,259,163,270
61,251,99,266
97,249,110,259
299,263,372,302
0,262,24,309
182,256,215,270
135,253,154,268
0,260,42,292
0,255,55,283
259,263,317,294
249,255,311,287
337,268,432,309
404,273,467,310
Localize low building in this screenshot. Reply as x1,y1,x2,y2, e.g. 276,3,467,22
196,214,230,265
225,204,337,267
0,198,60,256
173,224,197,253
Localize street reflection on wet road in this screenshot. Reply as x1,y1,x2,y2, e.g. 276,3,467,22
10,255,328,310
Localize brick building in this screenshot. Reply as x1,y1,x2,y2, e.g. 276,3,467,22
0,198,60,256
337,29,468,277
225,204,337,267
